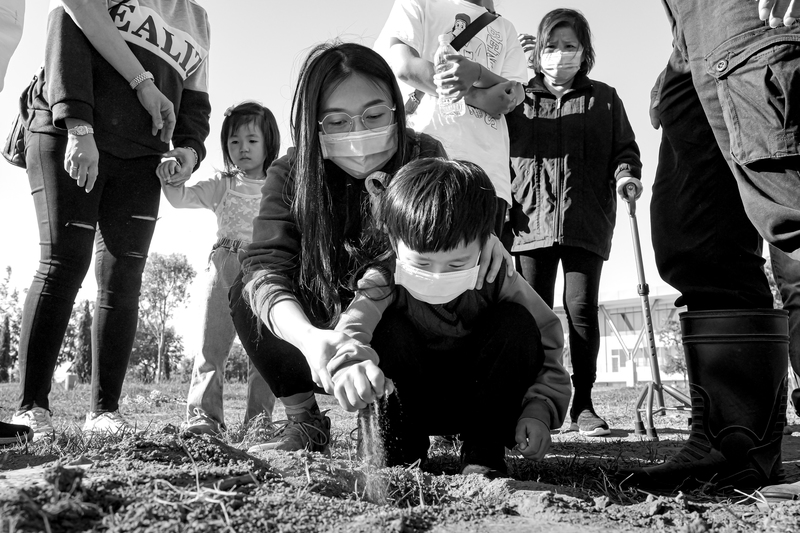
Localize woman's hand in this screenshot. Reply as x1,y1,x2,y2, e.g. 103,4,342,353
617,177,643,202
759,0,799,27
518,33,537,69
135,80,176,143
434,55,482,100
64,133,99,193
476,233,515,290
302,329,357,394
158,147,195,186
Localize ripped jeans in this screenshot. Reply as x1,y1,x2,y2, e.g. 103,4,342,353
17,132,161,414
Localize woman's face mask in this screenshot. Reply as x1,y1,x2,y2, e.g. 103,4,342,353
319,125,398,179
540,50,583,85
394,253,481,305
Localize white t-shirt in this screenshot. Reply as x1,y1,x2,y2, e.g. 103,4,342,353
376,0,527,204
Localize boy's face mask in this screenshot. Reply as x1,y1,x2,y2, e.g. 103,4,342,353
319,124,398,179
394,254,481,305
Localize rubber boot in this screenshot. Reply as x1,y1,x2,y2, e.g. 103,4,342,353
620,309,788,492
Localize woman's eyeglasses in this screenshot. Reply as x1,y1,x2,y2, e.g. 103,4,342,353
318,105,396,134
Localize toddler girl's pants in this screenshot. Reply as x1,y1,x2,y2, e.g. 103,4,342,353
186,244,275,426
18,132,160,413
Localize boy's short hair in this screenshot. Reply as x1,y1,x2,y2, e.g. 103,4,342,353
378,158,497,253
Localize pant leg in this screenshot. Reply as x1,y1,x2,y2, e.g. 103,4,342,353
515,246,560,309
666,0,800,254
559,246,603,417
651,48,773,311
770,245,800,380
185,247,241,425
245,359,276,423
228,272,318,398
17,132,100,412
92,151,161,413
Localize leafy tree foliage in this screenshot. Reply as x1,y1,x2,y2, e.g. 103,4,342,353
73,300,93,383
0,315,10,382
138,253,196,383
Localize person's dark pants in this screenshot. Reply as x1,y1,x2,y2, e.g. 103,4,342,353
372,302,544,453
515,245,602,419
19,132,161,413
664,0,800,254
651,50,773,312
229,273,321,398
770,244,800,414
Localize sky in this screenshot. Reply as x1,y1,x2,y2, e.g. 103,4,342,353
0,0,676,357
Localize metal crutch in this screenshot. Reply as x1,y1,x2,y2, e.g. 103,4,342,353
623,184,691,441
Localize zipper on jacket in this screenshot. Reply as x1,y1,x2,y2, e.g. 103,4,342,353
554,97,563,244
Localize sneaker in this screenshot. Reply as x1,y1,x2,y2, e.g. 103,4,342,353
11,408,54,441
0,421,34,445
247,404,330,454
82,411,135,436
569,408,611,436
459,439,508,479
182,408,223,436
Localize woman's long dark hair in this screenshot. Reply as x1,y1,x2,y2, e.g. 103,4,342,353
289,41,409,326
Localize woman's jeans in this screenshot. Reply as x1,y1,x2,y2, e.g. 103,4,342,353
18,132,160,413
516,245,602,418
186,244,275,427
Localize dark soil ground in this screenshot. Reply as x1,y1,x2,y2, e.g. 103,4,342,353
1,382,799,532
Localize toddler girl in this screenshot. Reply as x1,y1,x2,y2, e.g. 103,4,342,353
159,101,279,435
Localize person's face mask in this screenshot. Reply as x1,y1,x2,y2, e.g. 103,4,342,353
319,124,398,179
540,50,583,86
394,254,481,305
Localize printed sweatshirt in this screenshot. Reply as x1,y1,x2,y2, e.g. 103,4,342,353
23,0,211,166
332,261,571,431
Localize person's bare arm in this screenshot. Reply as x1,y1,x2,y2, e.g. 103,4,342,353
386,38,438,96
62,0,176,141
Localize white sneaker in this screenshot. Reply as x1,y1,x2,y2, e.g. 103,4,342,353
10,407,54,441
82,411,135,436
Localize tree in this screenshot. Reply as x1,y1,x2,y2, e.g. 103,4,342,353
658,319,687,379
129,326,183,382
0,267,22,367
138,253,196,383
0,315,10,382
73,300,93,383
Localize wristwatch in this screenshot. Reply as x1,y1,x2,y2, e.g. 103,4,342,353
68,125,94,136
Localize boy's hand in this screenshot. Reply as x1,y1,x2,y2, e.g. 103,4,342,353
332,360,392,412
515,418,552,460
434,55,482,100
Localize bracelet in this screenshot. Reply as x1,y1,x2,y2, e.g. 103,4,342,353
182,146,198,169
129,71,154,90
473,64,483,86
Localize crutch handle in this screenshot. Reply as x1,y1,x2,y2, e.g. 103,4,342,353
625,183,637,216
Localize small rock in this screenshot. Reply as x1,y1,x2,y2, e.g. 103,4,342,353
649,500,667,516
594,495,611,510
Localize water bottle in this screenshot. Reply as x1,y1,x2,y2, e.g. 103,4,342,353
434,34,466,117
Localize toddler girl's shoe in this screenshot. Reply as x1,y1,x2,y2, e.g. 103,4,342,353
82,411,136,436
0,421,34,444
182,408,223,436
10,407,54,441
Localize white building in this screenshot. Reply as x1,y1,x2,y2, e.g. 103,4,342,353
554,284,687,387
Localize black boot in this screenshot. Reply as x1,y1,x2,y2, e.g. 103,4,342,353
620,309,788,492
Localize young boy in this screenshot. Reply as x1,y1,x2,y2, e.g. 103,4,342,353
328,158,571,478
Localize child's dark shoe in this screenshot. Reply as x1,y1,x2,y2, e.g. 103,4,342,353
459,439,508,479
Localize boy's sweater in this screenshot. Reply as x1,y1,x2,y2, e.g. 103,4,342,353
23,0,211,167
333,261,571,431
